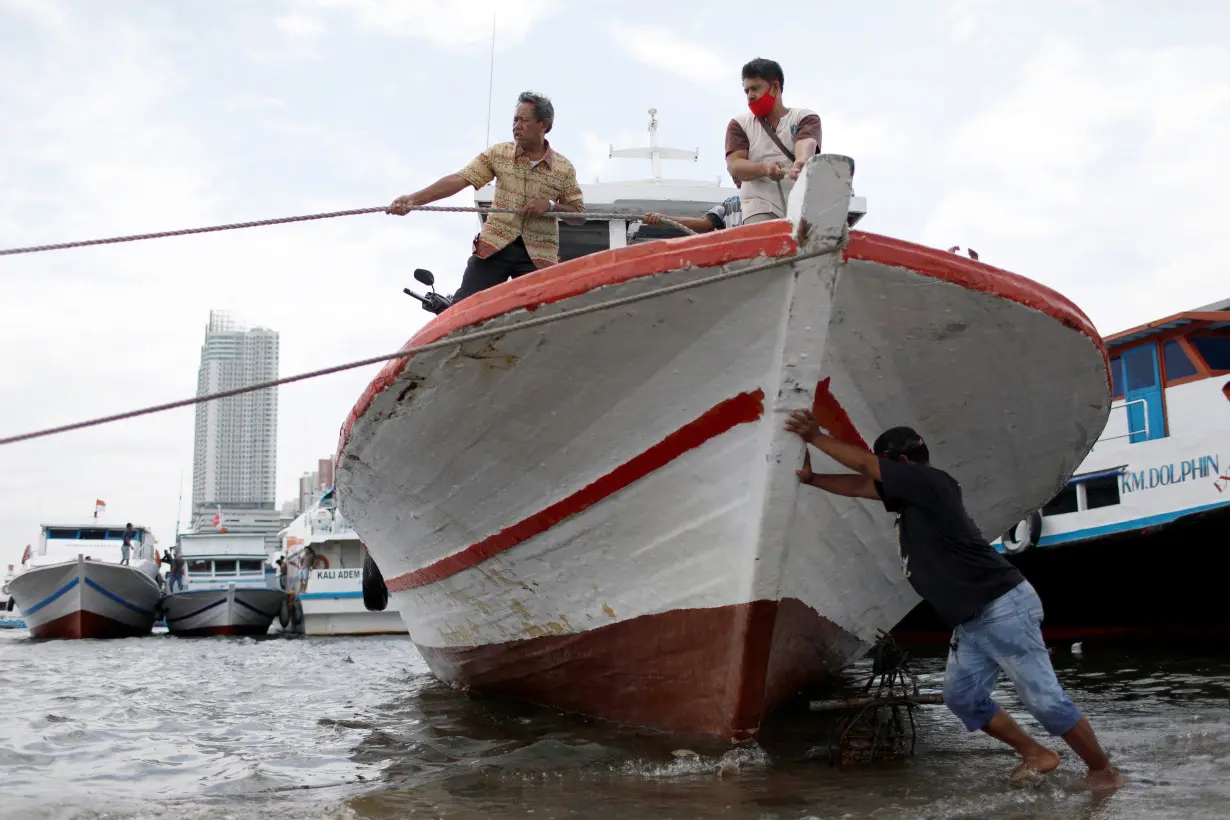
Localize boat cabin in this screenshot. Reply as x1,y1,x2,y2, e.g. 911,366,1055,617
1000,298,1230,551
176,531,272,591
34,522,156,564
1101,299,1230,445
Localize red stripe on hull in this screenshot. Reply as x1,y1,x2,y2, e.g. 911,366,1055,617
811,377,869,450
29,609,151,640
387,389,766,592
171,624,272,638
417,598,862,740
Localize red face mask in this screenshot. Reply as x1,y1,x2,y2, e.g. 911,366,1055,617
748,89,776,118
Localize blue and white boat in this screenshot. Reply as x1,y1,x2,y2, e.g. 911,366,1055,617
7,520,161,639
162,531,283,637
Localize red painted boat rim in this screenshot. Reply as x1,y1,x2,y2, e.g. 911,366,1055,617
337,222,1107,461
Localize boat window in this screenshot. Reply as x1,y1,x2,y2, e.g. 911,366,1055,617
1041,483,1079,517
1163,339,1199,381
187,559,211,574
213,560,237,575
1191,336,1230,371
1084,476,1121,509
47,528,78,539
1109,356,1124,399
1123,345,1157,391
239,559,264,573
559,221,610,262
79,528,108,540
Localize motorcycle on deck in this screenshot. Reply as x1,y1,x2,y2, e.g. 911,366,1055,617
404,268,452,316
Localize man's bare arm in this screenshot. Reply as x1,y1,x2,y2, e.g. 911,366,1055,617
643,213,716,233
805,473,879,500
551,197,587,226
726,149,785,182
387,174,471,214
785,409,882,480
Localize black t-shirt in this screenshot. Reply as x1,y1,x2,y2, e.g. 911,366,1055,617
875,458,1024,627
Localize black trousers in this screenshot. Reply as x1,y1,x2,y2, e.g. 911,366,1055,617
452,237,537,303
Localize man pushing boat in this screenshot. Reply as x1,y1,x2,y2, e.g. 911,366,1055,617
386,91,586,305
785,409,1124,791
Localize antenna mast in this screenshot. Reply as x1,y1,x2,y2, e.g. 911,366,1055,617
484,13,496,148
174,472,183,539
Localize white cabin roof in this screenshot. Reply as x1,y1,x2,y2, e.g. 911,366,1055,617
177,531,268,557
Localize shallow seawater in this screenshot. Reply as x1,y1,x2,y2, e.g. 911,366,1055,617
1,629,1228,819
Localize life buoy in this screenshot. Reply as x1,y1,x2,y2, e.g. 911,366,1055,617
1001,511,1043,555
278,597,291,628
362,552,389,612
311,554,329,570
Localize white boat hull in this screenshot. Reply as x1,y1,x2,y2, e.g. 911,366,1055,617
9,556,161,639
163,586,284,637
336,156,1111,738
275,591,408,636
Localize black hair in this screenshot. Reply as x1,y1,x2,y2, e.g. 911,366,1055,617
125,522,132,528
741,58,784,90
872,426,930,465
517,91,554,133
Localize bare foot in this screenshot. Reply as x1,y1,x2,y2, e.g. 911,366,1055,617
1077,767,1125,791
1010,748,1061,784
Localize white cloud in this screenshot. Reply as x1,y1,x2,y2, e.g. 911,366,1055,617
0,6,471,569
608,22,726,87
287,0,565,51
923,37,1230,332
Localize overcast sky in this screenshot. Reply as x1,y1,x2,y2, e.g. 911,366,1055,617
2,0,1227,569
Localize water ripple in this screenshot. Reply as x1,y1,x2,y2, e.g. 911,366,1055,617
2,630,1229,818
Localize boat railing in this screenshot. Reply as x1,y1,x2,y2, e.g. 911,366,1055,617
1093,398,1148,446
309,509,357,538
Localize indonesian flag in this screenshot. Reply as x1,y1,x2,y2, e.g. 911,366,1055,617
213,505,222,530
21,545,31,565
94,499,106,518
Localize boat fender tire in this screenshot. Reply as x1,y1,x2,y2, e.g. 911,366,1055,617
311,554,329,570
362,553,389,612
278,597,291,629
291,598,304,627
1001,511,1042,555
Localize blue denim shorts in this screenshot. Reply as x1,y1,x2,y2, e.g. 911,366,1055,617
943,580,1083,736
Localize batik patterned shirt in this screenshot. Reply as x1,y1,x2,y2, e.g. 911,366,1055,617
458,140,585,268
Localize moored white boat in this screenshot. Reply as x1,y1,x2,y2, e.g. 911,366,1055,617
336,152,1111,740
9,522,161,639
275,490,407,636
163,531,283,637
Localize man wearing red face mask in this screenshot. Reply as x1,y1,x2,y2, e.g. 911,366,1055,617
725,58,821,225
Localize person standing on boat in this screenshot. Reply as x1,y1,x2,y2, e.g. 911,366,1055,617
120,523,135,566
725,58,821,225
386,91,586,305
783,410,1124,791
167,549,186,593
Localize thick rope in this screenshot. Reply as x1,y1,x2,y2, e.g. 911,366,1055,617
0,205,692,257
0,245,828,447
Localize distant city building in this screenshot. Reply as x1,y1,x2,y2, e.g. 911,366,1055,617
189,310,280,551
287,457,336,519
